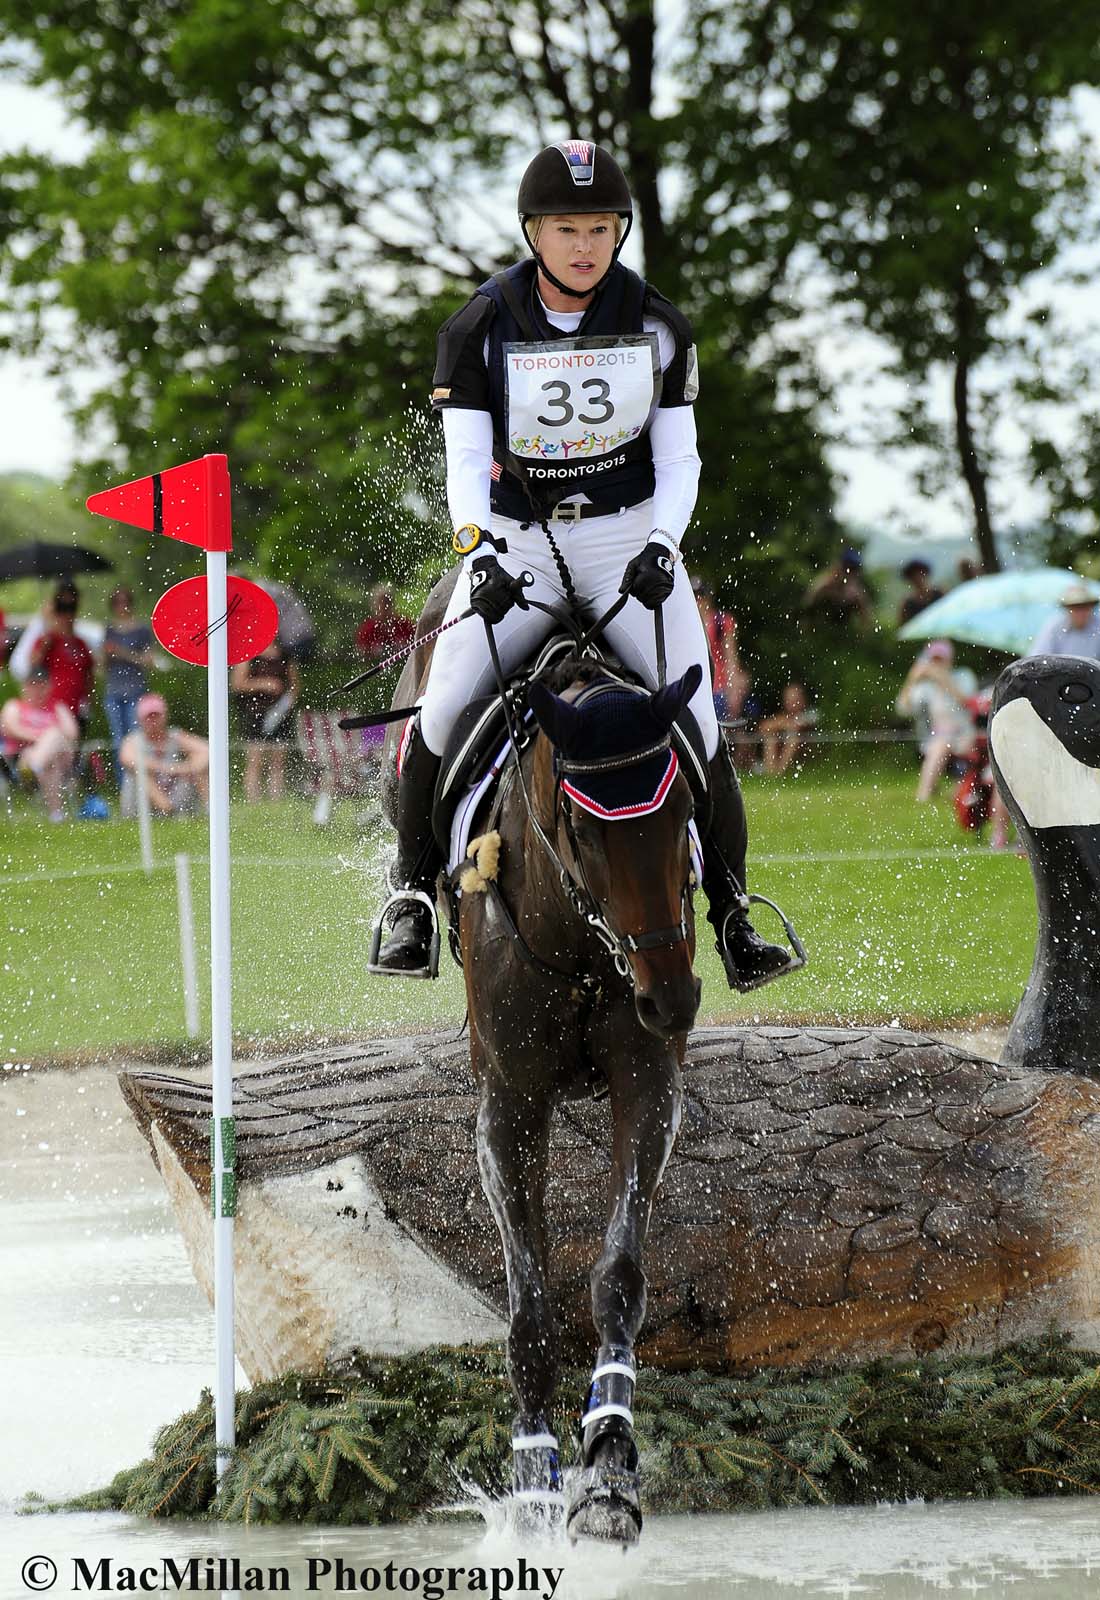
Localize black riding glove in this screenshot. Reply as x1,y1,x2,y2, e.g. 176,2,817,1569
620,541,676,610
468,555,526,625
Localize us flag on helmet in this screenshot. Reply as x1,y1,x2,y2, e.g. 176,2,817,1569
557,140,595,185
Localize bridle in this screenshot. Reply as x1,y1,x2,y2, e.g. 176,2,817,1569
484,622,695,990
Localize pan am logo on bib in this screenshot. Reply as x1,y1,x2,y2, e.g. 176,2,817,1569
509,430,638,461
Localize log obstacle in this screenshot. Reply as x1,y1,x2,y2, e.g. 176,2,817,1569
119,1023,1100,1380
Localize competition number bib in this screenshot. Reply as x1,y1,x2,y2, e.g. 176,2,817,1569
504,335,659,465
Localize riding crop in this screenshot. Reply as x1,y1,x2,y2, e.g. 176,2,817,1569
331,606,477,701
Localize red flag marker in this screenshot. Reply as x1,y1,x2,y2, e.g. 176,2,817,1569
86,452,232,552
152,575,278,667
88,448,237,1482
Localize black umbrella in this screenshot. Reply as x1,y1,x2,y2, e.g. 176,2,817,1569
0,541,115,583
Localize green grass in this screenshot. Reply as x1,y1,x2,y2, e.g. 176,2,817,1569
0,751,1035,1061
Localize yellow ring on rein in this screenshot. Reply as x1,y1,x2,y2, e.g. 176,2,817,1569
452,523,483,556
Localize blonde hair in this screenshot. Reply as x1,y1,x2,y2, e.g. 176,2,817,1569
528,214,626,247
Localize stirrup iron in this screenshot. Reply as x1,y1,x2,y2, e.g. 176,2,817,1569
367,888,441,980
718,892,807,993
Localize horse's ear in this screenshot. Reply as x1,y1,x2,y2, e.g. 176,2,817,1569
651,663,703,730
528,681,584,751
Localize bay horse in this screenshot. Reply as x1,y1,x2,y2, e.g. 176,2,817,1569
383,575,703,1544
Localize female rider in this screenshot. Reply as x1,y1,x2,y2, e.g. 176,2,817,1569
373,140,792,991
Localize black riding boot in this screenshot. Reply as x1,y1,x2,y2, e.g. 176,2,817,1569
703,741,795,991
369,724,443,979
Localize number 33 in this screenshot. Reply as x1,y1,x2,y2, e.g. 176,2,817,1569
537,378,615,427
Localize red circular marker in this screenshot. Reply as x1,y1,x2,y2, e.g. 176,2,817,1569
152,575,279,667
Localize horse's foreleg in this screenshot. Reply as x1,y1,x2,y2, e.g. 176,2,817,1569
475,1071,561,1521
569,1046,682,1545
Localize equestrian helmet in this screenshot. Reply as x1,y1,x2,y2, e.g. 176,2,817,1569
518,141,633,225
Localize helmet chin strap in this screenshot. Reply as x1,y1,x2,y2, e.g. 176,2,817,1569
523,215,633,302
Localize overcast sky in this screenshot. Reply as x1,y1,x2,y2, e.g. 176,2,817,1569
2,75,1098,549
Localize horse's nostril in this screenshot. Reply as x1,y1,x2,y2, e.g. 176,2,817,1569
1060,682,1092,704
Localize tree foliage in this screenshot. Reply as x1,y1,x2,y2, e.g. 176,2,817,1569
691,0,1100,570
0,0,836,637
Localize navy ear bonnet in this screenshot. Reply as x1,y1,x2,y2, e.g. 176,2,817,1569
528,665,701,820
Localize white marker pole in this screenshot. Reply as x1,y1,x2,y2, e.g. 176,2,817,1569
174,852,200,1040
206,549,236,1482
135,731,155,874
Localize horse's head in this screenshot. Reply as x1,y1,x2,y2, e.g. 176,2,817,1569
529,664,703,1041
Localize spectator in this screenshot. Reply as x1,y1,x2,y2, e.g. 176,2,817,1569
802,546,872,626
30,582,95,732
356,584,415,661
119,693,209,817
9,585,100,684
896,641,978,803
102,586,155,782
956,558,983,586
758,683,818,776
230,640,301,802
0,666,78,821
897,559,945,627
253,577,318,666
692,577,750,722
1027,581,1100,660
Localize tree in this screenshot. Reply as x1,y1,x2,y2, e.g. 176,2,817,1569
687,0,1100,572
0,0,837,636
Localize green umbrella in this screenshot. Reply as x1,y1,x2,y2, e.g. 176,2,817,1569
898,568,1096,654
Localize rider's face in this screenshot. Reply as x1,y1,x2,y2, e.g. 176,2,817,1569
536,214,617,296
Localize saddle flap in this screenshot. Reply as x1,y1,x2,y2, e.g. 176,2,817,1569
431,633,580,852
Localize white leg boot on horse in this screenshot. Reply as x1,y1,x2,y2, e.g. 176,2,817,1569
568,1047,683,1547
703,740,797,991
369,723,443,978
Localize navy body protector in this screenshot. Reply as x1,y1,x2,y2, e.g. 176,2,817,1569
478,259,660,521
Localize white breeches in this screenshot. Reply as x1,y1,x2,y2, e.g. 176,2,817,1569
419,502,720,760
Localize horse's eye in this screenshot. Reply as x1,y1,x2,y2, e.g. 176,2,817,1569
1060,682,1092,704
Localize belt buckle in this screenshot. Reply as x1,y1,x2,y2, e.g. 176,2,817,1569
551,502,583,525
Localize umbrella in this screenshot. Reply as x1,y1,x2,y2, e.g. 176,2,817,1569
897,567,1097,655
0,540,114,583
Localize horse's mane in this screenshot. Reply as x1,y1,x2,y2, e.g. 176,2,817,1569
542,650,643,696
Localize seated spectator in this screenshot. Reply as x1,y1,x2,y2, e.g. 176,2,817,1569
356,584,415,661
896,641,978,803
230,640,301,802
31,582,95,732
1027,581,1100,660
758,683,818,776
119,693,209,817
102,586,155,782
0,666,78,821
802,547,872,626
897,559,945,627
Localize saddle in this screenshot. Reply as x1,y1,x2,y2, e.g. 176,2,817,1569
430,633,712,860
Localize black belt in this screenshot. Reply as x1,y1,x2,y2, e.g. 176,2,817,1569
521,502,629,527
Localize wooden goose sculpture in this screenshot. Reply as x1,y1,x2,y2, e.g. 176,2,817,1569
120,656,1100,1380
